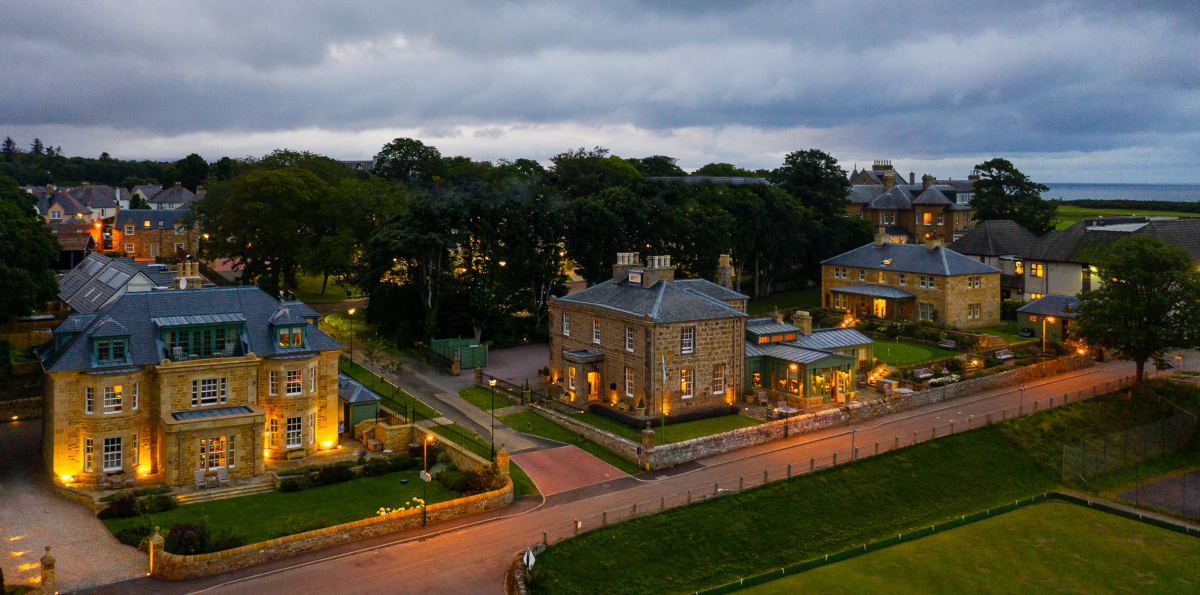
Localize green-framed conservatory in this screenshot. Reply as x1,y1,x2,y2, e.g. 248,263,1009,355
746,344,857,408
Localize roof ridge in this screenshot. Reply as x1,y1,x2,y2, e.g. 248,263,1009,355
649,281,666,320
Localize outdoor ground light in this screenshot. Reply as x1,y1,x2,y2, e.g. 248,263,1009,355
322,441,333,450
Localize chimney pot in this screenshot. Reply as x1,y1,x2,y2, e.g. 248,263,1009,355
909,172,915,185
922,174,935,190
875,227,886,246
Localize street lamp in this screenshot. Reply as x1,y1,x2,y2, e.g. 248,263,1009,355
348,308,356,365
1042,316,1056,353
489,379,497,460
422,433,435,526
850,425,857,460
1018,382,1026,415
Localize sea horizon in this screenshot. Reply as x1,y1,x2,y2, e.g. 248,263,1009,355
1044,183,1200,203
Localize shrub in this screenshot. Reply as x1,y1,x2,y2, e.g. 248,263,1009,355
98,493,140,519
436,463,505,496
436,451,454,466
113,517,154,548
164,523,210,555
984,357,1003,368
209,530,247,552
363,458,392,477
141,494,178,514
315,465,354,486
278,478,301,492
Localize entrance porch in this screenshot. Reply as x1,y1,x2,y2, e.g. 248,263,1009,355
829,284,916,322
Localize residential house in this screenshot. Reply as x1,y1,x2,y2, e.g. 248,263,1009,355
52,232,97,271
1018,217,1200,301
67,185,122,220
39,286,344,487
36,191,94,224
56,251,192,313
821,233,1002,329
147,183,200,210
337,374,381,436
949,220,1041,300
744,313,873,408
1016,295,1080,342
548,253,747,414
845,161,978,244
113,210,200,259
339,159,376,172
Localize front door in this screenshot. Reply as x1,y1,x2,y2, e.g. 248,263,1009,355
587,372,600,401
150,243,158,258
873,299,887,318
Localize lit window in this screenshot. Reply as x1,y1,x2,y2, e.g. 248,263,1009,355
143,220,150,227
201,436,225,469
1029,314,1037,322
878,271,885,283
1029,293,1044,300
923,213,932,225
1015,261,1024,275
752,372,762,388
103,385,122,413
286,417,302,448
681,368,693,398
568,367,576,390
629,271,642,283
681,327,695,354
625,367,634,397
102,437,122,472
1030,263,1043,278
712,364,725,395
758,336,769,344
287,370,302,395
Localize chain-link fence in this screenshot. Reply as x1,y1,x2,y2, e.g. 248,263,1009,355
1061,412,1196,486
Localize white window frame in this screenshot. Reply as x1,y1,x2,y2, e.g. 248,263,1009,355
124,224,133,235
1030,263,1043,278
50,210,61,221
625,327,634,353
131,433,139,467
593,319,600,344
102,437,122,472
681,327,694,355
899,273,906,286
84,437,94,472
228,434,236,468
562,314,570,337
928,277,936,289
937,213,944,225
712,364,725,395
286,416,302,448
131,382,138,410
308,412,316,445
124,243,134,254
568,367,576,390
310,366,317,393
269,418,279,447
103,385,122,414
269,370,278,395
85,387,94,414
286,370,302,395
625,367,634,398
858,270,865,281
681,368,694,399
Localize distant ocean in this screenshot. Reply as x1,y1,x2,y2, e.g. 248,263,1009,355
1044,183,1200,203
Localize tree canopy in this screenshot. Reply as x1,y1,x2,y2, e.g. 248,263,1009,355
0,176,60,324
1073,235,1200,384
970,158,1058,236
374,138,445,185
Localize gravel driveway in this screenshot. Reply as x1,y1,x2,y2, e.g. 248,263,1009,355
0,420,147,592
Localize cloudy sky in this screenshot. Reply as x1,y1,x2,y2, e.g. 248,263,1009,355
2,1,1198,182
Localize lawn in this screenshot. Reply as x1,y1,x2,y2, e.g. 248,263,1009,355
972,320,1026,345
871,339,958,366
460,387,514,411
747,288,821,316
741,500,1200,595
291,273,361,304
500,410,643,475
103,470,460,546
339,357,441,421
566,411,761,445
1055,204,1200,229
423,421,540,498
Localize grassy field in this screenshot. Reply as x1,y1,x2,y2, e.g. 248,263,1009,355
291,273,361,304
872,339,958,366
103,470,460,546
747,288,821,316
459,387,514,411
339,357,441,420
500,410,643,475
741,500,1200,595
566,411,761,445
1056,204,1200,229
525,380,1197,595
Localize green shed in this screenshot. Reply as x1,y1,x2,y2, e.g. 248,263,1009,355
338,373,382,436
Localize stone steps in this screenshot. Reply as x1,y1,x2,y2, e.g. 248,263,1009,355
983,335,1007,349
176,482,275,504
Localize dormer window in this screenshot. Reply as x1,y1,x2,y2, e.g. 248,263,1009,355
143,220,150,227
94,338,128,363
629,272,642,283
50,211,62,221
278,325,303,347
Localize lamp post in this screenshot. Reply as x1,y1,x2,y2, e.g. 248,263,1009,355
1018,382,1026,415
488,379,497,460
348,308,356,365
423,434,434,526
1042,316,1055,353
850,425,857,460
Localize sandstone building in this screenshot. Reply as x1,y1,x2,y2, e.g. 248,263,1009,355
548,253,747,414
846,161,978,244
39,286,342,487
744,314,873,408
113,209,200,259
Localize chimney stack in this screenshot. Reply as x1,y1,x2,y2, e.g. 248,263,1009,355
909,172,915,185
925,237,943,250
644,255,675,286
792,311,813,336
882,171,895,191
875,227,886,246
612,252,642,283
968,170,980,182
717,254,734,290
922,174,935,190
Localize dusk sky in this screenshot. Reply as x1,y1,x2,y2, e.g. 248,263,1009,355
3,1,1198,182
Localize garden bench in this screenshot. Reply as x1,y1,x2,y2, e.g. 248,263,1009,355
937,339,957,350
913,368,935,381
995,350,1015,364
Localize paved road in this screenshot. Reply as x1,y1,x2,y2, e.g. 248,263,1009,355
85,359,1145,595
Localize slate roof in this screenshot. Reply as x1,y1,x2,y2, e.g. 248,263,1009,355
950,220,1041,257
338,374,382,404
116,209,187,230
849,181,975,211
1017,295,1080,318
868,187,914,210
67,185,120,210
172,405,254,422
828,283,917,300
41,286,343,373
793,328,873,351
131,185,163,199
822,242,1000,276
269,307,310,326
57,233,96,251
744,341,855,365
37,192,92,217
57,252,151,313
913,186,952,205
847,185,882,204
149,185,196,206
1137,219,1200,262
746,318,800,335
674,279,749,303
557,278,747,323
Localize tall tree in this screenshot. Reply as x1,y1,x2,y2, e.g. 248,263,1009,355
0,176,59,324
374,138,444,185
768,149,853,277
174,153,209,191
550,147,642,199
29,138,44,156
693,163,762,177
971,158,1058,235
1,137,18,161
208,168,328,295
213,157,236,181
626,155,686,177
1073,236,1200,384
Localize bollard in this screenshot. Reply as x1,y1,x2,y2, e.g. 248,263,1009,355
967,417,972,429
986,413,991,425
631,503,636,518
543,531,548,545
574,520,579,536
875,442,879,455
810,458,815,472
932,426,936,439
1050,397,1054,407
833,452,838,465
687,490,692,504
714,483,718,496
854,447,859,460
739,477,744,491
951,422,954,434
1034,401,1039,412
913,431,917,445
603,511,607,525
894,436,899,450
1003,409,1007,421
787,464,792,478
1064,393,1069,404
660,497,665,511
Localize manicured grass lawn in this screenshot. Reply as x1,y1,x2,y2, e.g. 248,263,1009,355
567,411,761,445
103,470,460,546
339,357,441,420
460,387,513,411
291,273,361,304
1056,205,1200,229
972,320,1026,345
747,288,821,316
872,339,958,366
741,500,1200,595
500,410,643,475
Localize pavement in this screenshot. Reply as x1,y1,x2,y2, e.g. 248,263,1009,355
0,420,147,593
1117,471,1200,519
510,446,628,495
80,358,1150,595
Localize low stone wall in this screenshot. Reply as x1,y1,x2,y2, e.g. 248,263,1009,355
426,426,491,472
152,477,513,579
0,395,43,420
644,354,1094,469
527,404,641,461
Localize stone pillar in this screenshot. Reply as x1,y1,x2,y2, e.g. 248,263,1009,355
474,368,484,387
149,527,165,577
496,444,510,478
39,546,56,594
450,358,461,376
640,423,655,470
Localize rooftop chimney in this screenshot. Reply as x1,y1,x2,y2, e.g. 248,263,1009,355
882,171,895,192
792,311,813,336
967,170,981,182
612,252,642,283
643,255,675,286
925,237,943,250
872,160,893,172
922,174,935,190
909,172,915,185
717,254,734,290
875,227,886,246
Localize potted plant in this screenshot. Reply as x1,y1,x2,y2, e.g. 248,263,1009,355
633,397,646,416
540,366,552,382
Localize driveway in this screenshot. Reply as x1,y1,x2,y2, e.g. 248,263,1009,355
511,445,628,496
0,420,146,593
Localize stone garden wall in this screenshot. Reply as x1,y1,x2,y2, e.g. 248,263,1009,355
0,396,42,420
527,403,642,461
152,477,513,579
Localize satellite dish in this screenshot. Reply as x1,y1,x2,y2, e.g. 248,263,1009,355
178,277,187,290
